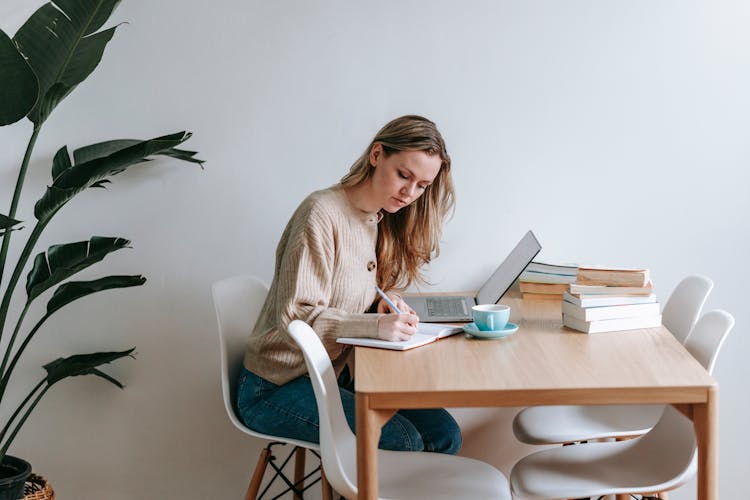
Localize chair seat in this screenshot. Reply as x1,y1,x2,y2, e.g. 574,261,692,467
510,408,697,500
353,450,511,499
513,404,664,444
229,412,320,451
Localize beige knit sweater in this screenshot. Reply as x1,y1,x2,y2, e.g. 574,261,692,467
244,185,384,385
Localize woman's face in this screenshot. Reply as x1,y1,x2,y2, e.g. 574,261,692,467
368,143,442,213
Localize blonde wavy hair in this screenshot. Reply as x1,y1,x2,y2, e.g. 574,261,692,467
340,115,455,292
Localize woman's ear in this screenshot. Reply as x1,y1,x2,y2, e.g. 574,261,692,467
369,143,383,167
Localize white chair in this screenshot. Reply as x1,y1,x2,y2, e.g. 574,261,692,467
662,274,714,344
509,309,734,500
212,275,330,500
512,275,713,445
287,319,512,500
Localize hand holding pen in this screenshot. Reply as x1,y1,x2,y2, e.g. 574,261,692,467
374,286,419,341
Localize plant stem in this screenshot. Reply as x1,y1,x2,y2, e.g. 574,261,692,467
0,125,41,345
0,381,48,459
0,221,49,348
0,379,44,449
0,311,50,402
0,125,40,290
0,302,30,379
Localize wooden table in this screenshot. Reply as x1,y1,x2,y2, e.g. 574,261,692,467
354,295,718,499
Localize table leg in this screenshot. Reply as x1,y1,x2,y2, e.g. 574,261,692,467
694,386,719,500
356,392,394,500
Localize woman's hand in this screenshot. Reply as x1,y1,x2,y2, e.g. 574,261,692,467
377,313,420,341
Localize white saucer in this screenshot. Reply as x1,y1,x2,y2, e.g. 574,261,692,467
463,322,519,339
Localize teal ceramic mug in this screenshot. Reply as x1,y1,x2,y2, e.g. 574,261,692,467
472,304,510,331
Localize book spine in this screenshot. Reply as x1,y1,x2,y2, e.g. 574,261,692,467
523,292,563,301
568,283,653,296
563,292,657,308
526,263,578,275
576,269,649,287
563,314,662,333
519,272,577,285
519,282,569,294
562,301,661,321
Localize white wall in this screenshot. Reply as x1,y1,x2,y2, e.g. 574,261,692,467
1,1,748,498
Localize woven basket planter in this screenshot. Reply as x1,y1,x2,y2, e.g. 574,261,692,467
23,474,54,500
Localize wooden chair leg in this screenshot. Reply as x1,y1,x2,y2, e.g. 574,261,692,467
320,466,333,500
293,447,306,500
613,437,634,500
245,447,272,500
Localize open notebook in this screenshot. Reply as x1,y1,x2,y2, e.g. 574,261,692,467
336,323,462,351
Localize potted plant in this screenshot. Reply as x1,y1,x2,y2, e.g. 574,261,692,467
0,1,203,496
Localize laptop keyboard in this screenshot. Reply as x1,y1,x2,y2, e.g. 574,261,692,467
426,297,468,317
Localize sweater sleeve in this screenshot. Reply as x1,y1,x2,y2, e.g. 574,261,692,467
274,207,380,350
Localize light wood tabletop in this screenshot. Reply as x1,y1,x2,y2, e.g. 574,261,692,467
354,294,718,500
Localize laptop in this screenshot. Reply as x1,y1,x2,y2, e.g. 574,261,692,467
404,230,542,322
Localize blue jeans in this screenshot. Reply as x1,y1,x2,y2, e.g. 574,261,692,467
236,366,462,454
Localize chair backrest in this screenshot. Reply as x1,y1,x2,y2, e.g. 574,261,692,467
287,320,359,498
638,309,733,491
661,275,713,344
683,309,734,375
211,275,269,427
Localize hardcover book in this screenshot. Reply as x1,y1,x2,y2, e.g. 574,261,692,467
563,291,657,308
569,282,653,296
563,313,662,334
562,300,661,322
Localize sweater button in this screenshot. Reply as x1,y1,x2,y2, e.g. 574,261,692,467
367,261,376,272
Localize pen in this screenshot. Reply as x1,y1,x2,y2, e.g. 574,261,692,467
374,285,401,314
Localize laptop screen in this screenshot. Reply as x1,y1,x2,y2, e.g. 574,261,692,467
476,230,542,305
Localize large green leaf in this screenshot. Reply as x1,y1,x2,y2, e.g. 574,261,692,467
51,146,73,180
47,275,146,315
43,348,134,387
0,214,22,237
72,139,140,165
0,29,39,126
71,139,202,175
12,0,121,124
35,132,203,221
25,237,131,302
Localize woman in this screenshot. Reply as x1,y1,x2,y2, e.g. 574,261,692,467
237,115,460,453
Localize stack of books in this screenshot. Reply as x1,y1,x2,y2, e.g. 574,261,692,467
519,261,578,300
562,266,661,333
